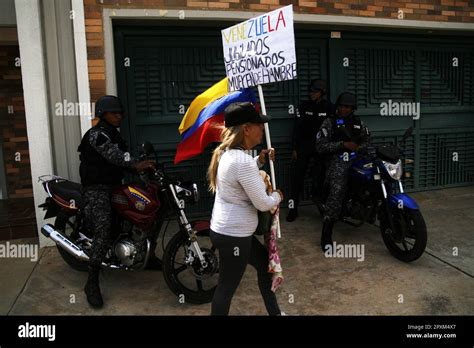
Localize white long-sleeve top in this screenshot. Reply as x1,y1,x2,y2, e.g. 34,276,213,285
210,148,282,237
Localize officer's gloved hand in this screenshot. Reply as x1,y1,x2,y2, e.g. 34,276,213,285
343,141,359,152
135,160,155,173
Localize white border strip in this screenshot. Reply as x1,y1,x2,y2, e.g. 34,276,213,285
72,0,92,136
103,8,117,95
15,0,55,247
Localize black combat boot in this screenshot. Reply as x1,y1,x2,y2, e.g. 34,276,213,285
84,264,103,308
320,218,334,253
286,208,298,222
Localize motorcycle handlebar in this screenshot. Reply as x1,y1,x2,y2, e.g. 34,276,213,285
151,168,179,186
356,146,376,157
357,145,405,161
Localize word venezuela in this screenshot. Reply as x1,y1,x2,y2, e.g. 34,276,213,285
222,7,297,91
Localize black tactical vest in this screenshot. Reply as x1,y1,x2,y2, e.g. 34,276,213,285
78,121,128,187
331,115,365,145
297,99,333,143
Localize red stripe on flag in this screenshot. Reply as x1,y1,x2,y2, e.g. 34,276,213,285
174,114,224,164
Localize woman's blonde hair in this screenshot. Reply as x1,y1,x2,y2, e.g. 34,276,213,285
207,124,247,193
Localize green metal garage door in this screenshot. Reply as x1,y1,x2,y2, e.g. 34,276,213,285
114,23,474,216
329,33,474,191
114,23,329,215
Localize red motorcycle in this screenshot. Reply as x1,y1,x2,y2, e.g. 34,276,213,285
38,142,218,304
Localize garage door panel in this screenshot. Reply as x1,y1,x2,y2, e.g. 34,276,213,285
338,44,417,111
362,115,414,133
124,37,226,149
136,124,181,146
420,49,474,107
418,129,474,189
419,113,474,129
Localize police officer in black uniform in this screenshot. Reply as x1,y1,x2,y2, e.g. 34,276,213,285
78,95,158,308
315,92,370,252
286,79,334,222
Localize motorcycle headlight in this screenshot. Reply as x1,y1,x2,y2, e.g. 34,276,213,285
383,160,403,180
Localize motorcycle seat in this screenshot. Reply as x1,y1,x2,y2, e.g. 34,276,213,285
47,180,83,208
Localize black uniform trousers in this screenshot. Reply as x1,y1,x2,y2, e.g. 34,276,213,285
289,147,326,208
82,186,113,266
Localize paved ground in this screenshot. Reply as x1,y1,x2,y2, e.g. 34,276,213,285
1,186,473,315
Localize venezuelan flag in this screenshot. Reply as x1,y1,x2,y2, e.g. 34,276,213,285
174,78,256,164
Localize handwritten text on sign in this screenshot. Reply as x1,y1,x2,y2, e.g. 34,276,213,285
222,5,297,91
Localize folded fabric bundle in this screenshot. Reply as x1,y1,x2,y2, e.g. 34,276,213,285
258,170,284,292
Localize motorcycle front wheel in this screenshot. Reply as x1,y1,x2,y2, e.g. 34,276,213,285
163,229,218,304
380,207,427,262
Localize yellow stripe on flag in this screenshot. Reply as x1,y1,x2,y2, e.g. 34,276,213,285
178,77,228,135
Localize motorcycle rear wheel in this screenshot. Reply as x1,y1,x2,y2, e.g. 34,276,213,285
380,208,427,262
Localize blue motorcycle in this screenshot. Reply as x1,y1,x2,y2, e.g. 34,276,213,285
320,127,427,262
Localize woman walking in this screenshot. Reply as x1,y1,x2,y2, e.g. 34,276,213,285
207,101,283,316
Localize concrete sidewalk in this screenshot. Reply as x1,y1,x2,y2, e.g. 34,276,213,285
1,186,473,315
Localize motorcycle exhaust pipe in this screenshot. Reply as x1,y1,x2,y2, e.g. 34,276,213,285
41,224,90,262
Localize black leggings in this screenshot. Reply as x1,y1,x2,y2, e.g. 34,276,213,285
210,230,281,316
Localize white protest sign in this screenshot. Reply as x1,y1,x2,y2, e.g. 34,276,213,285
222,5,297,92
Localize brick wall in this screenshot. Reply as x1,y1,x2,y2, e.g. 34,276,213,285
0,45,33,199
84,0,474,103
